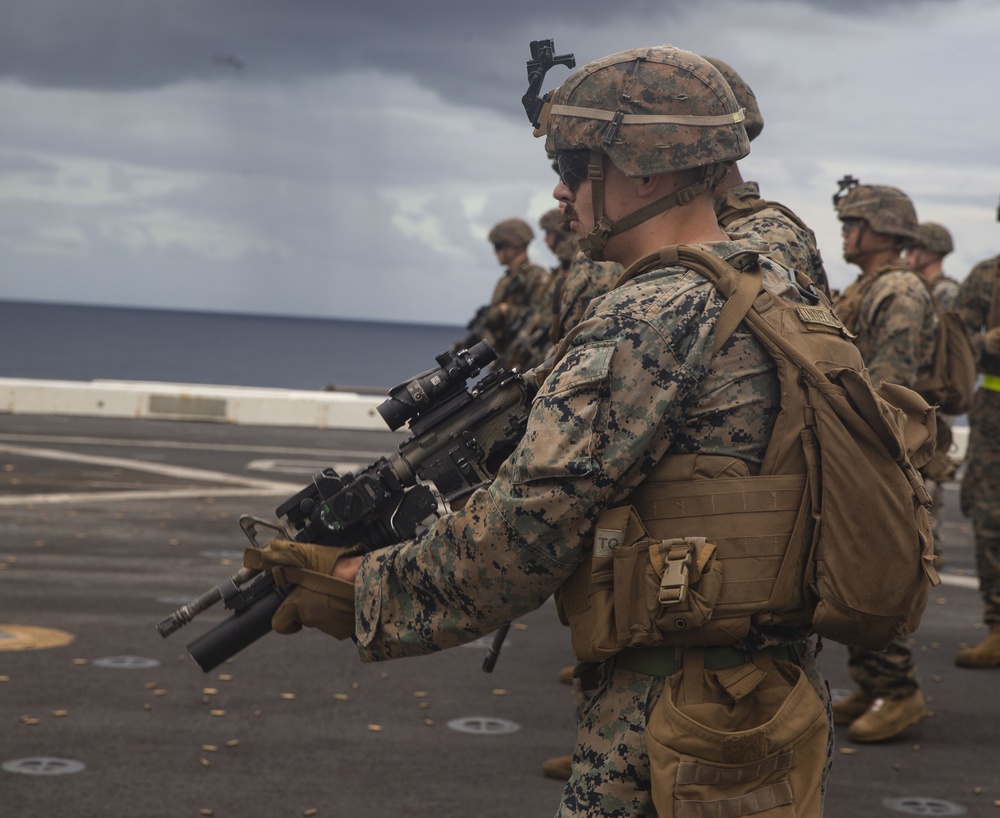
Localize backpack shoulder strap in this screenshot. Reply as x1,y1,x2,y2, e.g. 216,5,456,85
615,245,762,355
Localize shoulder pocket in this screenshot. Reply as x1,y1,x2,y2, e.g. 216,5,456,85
510,341,616,484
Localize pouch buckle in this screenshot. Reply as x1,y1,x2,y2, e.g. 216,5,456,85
658,544,693,607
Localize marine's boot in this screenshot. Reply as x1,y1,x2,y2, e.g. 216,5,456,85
558,666,575,685
831,690,872,725
542,755,573,780
848,691,929,743
955,625,1000,668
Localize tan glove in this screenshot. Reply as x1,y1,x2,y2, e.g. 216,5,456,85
983,326,1000,357
243,539,357,639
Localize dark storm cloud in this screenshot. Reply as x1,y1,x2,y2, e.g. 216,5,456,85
1,0,948,103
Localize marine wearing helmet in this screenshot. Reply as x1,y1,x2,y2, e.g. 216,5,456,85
835,183,920,260
537,46,748,260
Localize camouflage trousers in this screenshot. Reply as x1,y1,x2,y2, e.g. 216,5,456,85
556,644,832,818
960,388,1000,624
846,638,919,700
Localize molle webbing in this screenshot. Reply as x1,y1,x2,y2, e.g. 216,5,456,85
630,455,806,622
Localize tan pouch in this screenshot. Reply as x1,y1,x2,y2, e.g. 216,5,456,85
561,506,723,662
646,650,828,818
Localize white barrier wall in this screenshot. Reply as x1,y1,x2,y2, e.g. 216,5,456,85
0,378,389,431
0,376,973,458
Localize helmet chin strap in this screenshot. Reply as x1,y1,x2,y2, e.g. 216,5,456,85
577,152,730,261
843,222,903,264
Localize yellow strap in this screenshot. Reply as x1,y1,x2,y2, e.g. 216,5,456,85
982,374,1000,393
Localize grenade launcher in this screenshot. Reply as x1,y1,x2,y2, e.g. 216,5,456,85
156,341,538,672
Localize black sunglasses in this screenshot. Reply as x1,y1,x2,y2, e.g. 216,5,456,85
553,150,593,191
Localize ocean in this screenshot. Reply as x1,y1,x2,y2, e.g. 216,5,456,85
0,300,465,392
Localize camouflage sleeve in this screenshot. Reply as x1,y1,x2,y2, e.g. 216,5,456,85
860,272,936,388
354,269,722,661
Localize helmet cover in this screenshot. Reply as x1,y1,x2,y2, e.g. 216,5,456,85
488,217,534,246
835,185,919,242
913,221,953,256
543,46,749,177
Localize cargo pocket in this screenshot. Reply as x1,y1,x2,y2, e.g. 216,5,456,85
646,650,828,818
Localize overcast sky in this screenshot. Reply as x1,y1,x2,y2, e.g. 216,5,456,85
1,0,996,326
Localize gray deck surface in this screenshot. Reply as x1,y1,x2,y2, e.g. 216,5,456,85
0,414,995,818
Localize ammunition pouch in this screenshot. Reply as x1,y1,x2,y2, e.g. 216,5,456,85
556,454,811,662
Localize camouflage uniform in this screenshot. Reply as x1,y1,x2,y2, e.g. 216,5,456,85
834,263,938,701
929,273,960,313
715,181,831,298
500,267,560,371
481,257,547,357
355,237,832,815
257,46,836,815
954,255,1000,628
835,262,938,390
700,56,830,301
550,254,623,348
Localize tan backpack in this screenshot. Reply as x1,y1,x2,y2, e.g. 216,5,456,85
914,307,977,415
669,247,940,647
557,246,939,655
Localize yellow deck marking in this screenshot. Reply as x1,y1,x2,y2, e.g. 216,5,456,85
0,625,75,651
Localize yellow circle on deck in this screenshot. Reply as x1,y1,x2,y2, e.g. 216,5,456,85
0,625,75,651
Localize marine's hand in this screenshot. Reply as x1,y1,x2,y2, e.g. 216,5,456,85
243,538,352,576
243,539,356,639
983,326,1000,357
333,554,362,584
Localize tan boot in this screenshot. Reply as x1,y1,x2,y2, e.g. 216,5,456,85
558,665,575,685
831,690,871,725
955,625,1000,668
542,755,573,780
848,691,929,743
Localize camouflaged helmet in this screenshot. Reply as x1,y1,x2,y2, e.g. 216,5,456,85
914,221,954,256
542,46,748,177
538,208,571,233
488,217,534,247
835,184,919,242
539,46,748,258
702,56,763,142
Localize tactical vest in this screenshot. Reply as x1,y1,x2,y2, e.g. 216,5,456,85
556,246,937,662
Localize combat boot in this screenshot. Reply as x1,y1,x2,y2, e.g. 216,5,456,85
831,690,871,725
955,625,1000,668
542,755,573,780
848,691,928,743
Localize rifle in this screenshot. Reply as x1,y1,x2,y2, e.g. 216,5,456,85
156,341,538,672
